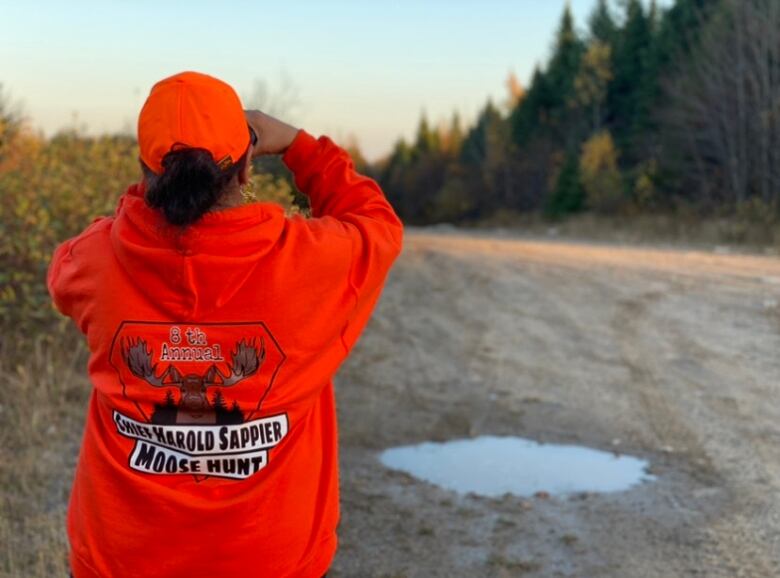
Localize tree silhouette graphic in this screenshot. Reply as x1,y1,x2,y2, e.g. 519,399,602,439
151,389,178,424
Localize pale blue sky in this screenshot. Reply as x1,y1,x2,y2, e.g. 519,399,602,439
1,0,669,161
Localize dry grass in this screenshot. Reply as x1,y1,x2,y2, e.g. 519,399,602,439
0,321,89,578
472,210,780,254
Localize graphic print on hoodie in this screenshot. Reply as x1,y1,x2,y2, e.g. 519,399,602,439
110,320,288,481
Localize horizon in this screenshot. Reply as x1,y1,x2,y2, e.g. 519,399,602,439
1,0,670,162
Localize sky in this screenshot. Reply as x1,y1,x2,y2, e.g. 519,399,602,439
1,0,671,162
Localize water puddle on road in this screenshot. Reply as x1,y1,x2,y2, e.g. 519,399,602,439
379,436,656,498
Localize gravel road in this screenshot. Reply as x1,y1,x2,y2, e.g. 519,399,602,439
330,228,780,578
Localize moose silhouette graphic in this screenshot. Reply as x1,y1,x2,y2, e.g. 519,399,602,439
121,336,265,425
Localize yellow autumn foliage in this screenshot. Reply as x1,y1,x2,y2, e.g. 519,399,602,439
579,131,624,214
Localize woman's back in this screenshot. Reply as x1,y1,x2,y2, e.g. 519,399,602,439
48,72,403,578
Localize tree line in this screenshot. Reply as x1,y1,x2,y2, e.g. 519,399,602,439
2,0,779,334
371,0,780,224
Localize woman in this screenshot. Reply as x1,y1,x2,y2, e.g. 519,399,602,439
48,70,404,578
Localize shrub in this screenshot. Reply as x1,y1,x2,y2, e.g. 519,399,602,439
0,128,138,334
0,126,299,336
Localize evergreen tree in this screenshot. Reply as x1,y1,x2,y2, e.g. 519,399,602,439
546,152,585,217
483,107,517,210
431,163,475,223
647,0,660,31
212,390,227,413
381,112,450,223
607,0,654,161
461,101,503,168
509,67,553,146
380,138,413,218
227,400,244,424
510,6,584,148
589,0,618,45
454,100,521,215
443,111,464,155
151,389,178,425
545,4,586,136
654,0,717,66
413,113,440,157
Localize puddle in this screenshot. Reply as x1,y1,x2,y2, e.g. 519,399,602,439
379,435,656,498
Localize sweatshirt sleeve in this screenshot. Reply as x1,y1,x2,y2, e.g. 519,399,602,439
46,217,107,333
47,237,78,320
282,129,404,352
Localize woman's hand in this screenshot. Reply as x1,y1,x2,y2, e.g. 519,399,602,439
244,110,300,157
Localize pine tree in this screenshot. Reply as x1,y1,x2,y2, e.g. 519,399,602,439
510,5,584,149
546,152,585,217
212,390,227,413
546,5,586,119
443,112,464,155
228,400,244,424
509,66,552,146
647,0,660,31
588,0,618,45
151,389,178,425
654,0,717,66
607,0,654,161
461,101,502,167
413,113,440,157
379,138,413,219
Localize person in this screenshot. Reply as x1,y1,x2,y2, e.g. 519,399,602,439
48,70,404,578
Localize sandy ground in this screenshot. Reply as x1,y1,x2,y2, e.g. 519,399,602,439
329,228,780,578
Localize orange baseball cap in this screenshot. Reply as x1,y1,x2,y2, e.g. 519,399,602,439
138,71,251,174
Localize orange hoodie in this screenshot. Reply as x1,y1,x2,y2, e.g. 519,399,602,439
47,128,403,578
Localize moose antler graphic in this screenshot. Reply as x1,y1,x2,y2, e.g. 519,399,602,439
122,336,179,386
120,336,266,424
205,337,265,386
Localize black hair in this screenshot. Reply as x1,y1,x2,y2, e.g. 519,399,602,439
142,148,248,227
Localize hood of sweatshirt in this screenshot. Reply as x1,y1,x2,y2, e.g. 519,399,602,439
110,180,287,319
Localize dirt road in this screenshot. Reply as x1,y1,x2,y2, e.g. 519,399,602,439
329,228,780,577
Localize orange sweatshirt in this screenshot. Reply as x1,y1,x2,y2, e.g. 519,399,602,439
46,129,403,578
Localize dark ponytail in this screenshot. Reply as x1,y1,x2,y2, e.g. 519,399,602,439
143,147,247,227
